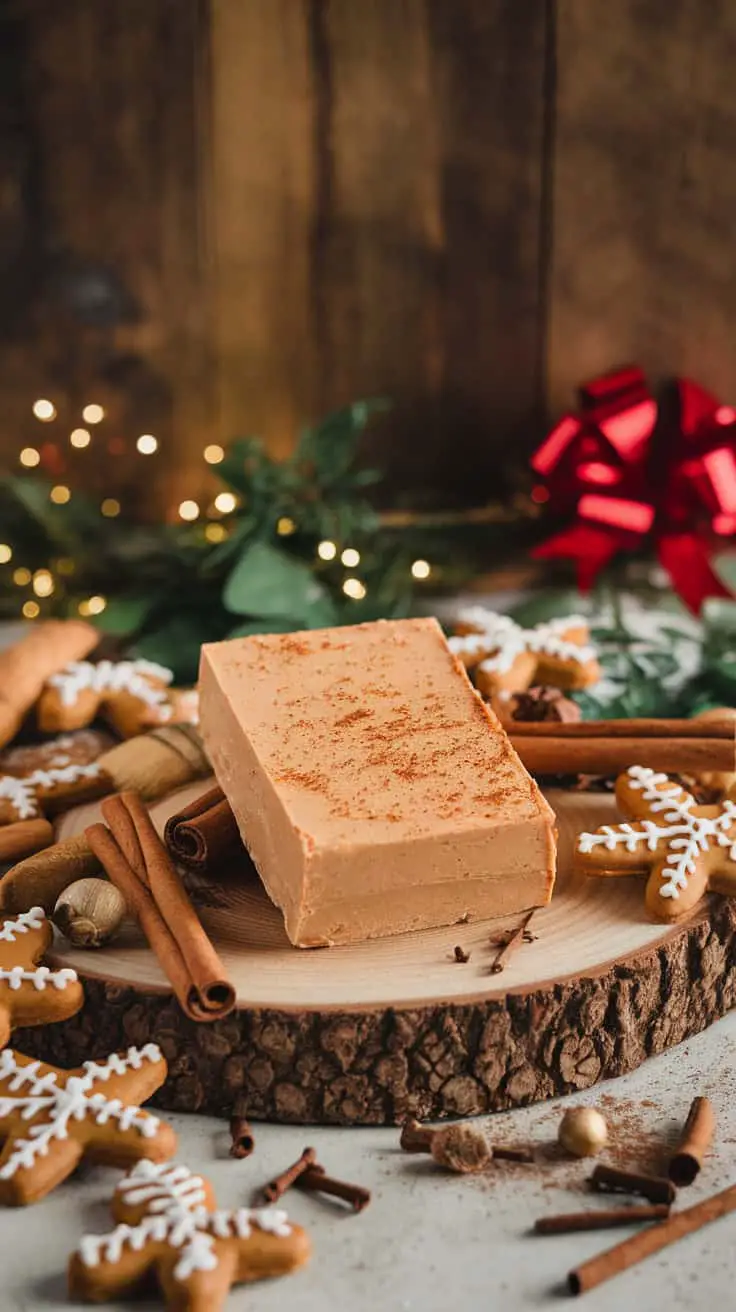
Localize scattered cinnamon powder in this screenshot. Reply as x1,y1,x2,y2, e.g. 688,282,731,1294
335,709,374,728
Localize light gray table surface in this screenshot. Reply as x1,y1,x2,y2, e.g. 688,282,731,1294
1,1010,735,1312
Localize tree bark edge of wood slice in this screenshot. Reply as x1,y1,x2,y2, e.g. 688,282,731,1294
15,898,736,1126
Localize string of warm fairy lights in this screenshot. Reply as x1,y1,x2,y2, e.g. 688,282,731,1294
1,398,435,620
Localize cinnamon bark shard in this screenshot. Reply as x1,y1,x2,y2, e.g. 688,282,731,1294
668,1096,715,1186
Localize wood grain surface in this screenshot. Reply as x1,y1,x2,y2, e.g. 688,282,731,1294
548,0,736,413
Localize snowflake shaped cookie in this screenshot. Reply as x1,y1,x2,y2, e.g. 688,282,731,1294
0,907,83,1045
0,1044,176,1204
37,659,175,739
576,766,736,921
69,1159,310,1310
448,608,600,696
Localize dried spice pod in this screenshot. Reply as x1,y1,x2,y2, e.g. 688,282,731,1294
400,1119,492,1173
53,878,127,948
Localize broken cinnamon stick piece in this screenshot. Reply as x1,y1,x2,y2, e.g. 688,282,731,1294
535,1204,669,1235
262,1148,317,1203
569,1180,736,1295
490,910,536,973
493,1145,534,1163
164,785,241,870
668,1096,715,1186
296,1164,371,1212
589,1164,676,1206
229,1115,255,1159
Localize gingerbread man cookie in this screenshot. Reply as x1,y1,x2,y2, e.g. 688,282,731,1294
576,765,736,921
0,907,83,1045
448,609,600,696
69,1159,310,1310
0,1043,175,1204
0,760,110,826
37,659,175,739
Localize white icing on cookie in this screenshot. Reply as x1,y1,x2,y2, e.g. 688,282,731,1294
0,907,46,942
0,762,103,820
78,1159,292,1279
577,765,736,900
474,614,595,676
47,659,173,713
0,1046,162,1179
0,965,77,991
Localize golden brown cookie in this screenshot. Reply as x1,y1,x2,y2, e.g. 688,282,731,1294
0,906,84,1045
37,660,175,739
69,1159,310,1310
449,611,599,696
576,765,736,921
0,1044,176,1205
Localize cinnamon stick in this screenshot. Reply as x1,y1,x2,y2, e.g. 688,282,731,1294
511,716,736,740
262,1148,317,1203
669,1096,715,1186
0,620,98,748
0,818,54,864
295,1164,371,1212
107,792,235,1019
493,1145,534,1163
569,1180,736,1295
535,1205,669,1235
589,1164,676,1205
86,821,196,1017
164,785,241,870
511,734,734,778
88,793,235,1022
229,1115,255,1159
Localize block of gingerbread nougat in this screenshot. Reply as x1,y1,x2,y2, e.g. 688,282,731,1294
199,618,556,947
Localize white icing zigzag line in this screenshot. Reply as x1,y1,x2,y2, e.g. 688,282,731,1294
0,763,103,820
78,1160,292,1278
47,660,173,712
0,907,45,942
578,766,736,900
0,1046,163,1180
0,965,77,992
451,610,595,675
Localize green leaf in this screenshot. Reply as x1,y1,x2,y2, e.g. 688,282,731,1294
227,618,301,639
223,540,329,620
295,400,389,485
129,616,209,683
93,595,152,637
201,516,258,573
216,438,265,496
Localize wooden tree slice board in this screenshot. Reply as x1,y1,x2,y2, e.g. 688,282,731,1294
15,783,736,1126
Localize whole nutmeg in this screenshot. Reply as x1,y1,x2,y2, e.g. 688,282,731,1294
53,878,126,948
400,1119,492,1173
558,1106,608,1158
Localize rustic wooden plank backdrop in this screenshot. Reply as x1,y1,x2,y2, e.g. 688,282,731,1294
1,0,735,517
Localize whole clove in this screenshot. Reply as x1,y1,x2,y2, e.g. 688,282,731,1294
295,1163,371,1212
589,1163,676,1206
262,1148,316,1203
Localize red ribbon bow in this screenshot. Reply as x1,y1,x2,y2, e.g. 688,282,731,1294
530,365,736,612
